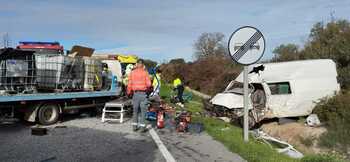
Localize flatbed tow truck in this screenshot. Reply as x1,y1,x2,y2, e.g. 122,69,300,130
0,77,121,125
0,42,123,125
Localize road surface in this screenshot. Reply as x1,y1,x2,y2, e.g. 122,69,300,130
0,115,245,162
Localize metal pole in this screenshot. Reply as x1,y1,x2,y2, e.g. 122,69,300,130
243,66,249,142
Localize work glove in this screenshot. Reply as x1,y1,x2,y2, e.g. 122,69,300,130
127,91,133,98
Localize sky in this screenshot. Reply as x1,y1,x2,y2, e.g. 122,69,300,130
1,0,350,62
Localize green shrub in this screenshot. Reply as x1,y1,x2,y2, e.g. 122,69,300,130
313,91,350,154
338,67,350,90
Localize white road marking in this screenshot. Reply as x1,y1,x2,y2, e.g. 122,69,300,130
149,128,176,162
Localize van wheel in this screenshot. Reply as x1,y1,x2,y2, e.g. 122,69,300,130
37,104,60,125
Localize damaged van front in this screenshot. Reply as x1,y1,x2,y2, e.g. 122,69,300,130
206,59,340,127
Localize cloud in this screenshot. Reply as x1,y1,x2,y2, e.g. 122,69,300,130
1,0,350,62
95,45,193,62
96,46,164,57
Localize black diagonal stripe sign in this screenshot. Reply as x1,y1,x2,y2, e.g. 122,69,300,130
232,31,262,61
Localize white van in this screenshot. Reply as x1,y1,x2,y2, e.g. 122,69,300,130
208,59,340,126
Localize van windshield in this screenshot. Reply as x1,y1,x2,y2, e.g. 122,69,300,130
224,81,252,94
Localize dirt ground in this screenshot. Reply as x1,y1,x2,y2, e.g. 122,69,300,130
261,121,327,154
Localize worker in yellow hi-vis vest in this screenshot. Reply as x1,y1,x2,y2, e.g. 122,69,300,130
173,77,184,105
151,69,162,97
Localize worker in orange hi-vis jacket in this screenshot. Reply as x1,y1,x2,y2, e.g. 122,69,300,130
127,59,152,132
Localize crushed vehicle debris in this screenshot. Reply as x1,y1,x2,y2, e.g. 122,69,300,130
251,129,304,159
205,59,340,127
306,114,321,127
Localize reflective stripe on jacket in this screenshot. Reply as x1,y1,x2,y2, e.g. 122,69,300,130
153,73,161,89
127,67,151,94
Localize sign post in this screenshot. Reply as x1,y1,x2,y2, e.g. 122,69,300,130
228,26,265,142
243,66,249,141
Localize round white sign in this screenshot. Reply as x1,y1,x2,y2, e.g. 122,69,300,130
228,26,265,65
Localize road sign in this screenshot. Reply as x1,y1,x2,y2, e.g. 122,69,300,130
228,26,265,65
227,26,265,142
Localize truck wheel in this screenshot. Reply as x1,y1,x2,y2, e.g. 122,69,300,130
93,105,103,117
37,104,60,125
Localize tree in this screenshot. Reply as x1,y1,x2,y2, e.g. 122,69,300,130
303,20,350,88
272,44,299,62
271,19,350,89
193,32,226,60
143,59,157,69
159,58,188,83
169,58,185,64
303,20,350,67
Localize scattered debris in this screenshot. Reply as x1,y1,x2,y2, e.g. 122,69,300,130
306,114,321,127
218,117,231,123
31,127,47,136
175,111,192,132
188,123,204,134
261,122,326,154
54,125,67,129
147,97,203,134
40,156,57,162
69,45,94,57
252,129,304,159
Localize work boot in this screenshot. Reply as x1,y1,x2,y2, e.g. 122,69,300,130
133,126,138,132
176,102,184,108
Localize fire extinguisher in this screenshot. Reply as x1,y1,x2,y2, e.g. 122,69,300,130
157,111,165,129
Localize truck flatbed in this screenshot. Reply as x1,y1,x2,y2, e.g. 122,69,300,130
0,89,120,103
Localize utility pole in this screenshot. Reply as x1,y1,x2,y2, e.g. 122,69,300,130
2,33,11,48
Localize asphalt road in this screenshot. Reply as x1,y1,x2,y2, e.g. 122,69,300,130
0,115,245,162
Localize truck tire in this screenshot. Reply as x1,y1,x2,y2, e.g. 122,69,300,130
37,104,60,125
